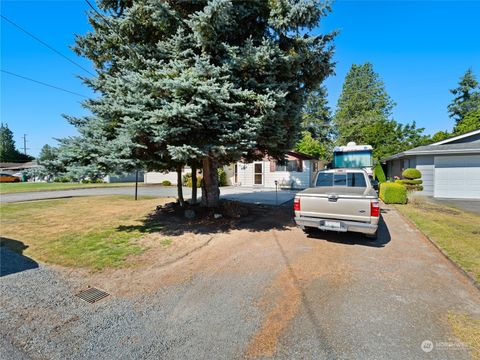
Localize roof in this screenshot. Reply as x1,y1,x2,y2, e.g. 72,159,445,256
382,142,480,161
429,129,480,146
286,151,318,160
0,161,41,170
333,144,373,152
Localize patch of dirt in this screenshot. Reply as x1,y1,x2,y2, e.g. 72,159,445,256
62,202,296,296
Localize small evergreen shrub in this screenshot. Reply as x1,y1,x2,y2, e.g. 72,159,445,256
395,179,423,185
402,168,421,180
161,180,172,186
379,182,407,204
373,163,386,183
217,168,228,187
54,177,71,183
399,168,423,191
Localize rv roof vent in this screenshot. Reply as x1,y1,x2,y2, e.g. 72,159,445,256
347,141,357,147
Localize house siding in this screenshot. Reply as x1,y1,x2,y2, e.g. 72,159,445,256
236,160,312,188
415,155,434,196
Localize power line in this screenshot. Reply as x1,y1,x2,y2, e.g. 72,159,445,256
1,70,88,98
0,14,96,77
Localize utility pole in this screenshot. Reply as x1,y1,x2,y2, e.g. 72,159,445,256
22,134,27,155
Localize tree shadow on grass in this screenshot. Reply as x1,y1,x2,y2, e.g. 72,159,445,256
0,237,39,277
117,201,295,236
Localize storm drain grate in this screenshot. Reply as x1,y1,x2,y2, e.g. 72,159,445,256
76,287,109,303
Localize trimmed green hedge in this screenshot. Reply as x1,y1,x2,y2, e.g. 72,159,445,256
402,168,421,180
379,182,407,204
161,180,172,186
395,179,423,185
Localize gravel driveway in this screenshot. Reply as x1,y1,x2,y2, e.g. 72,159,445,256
1,205,479,359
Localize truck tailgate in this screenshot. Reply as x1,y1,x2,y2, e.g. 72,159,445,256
297,187,376,223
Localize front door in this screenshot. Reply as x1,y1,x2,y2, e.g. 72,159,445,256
254,162,263,185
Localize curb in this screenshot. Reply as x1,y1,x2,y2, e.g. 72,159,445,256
393,206,480,292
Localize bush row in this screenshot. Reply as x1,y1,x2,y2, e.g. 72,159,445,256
379,182,407,204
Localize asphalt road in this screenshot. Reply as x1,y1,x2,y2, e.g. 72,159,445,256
0,186,297,206
1,205,478,359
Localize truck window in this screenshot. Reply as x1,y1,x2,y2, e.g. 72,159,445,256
316,172,367,187
316,173,333,186
347,173,367,187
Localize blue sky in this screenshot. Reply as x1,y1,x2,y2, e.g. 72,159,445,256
1,1,479,157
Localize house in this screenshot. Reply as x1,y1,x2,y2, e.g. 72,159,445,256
382,129,480,199
233,151,322,189
144,151,322,189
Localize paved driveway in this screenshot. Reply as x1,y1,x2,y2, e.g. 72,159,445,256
0,186,296,206
428,197,480,215
1,205,478,359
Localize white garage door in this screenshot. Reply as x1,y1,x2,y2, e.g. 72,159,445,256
434,155,480,199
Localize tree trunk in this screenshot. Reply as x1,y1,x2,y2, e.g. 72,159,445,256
191,165,197,205
176,165,185,207
201,157,220,207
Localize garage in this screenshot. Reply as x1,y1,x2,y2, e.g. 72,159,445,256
434,155,480,199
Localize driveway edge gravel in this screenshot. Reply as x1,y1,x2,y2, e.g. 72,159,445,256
394,205,480,291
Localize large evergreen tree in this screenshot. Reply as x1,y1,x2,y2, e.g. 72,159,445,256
64,0,335,207
333,63,427,159
0,123,33,163
448,69,480,123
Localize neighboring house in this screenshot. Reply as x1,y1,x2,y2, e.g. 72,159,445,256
144,151,322,189
0,161,42,174
382,129,480,199
234,151,322,189
144,167,197,185
103,172,144,183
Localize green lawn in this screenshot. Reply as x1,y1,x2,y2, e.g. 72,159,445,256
0,181,144,195
396,198,480,282
0,196,168,270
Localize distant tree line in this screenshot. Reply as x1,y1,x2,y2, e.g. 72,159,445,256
295,65,480,160
0,123,34,163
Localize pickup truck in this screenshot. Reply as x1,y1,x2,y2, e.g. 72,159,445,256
294,168,380,238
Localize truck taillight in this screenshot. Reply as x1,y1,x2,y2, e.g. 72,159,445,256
370,200,380,217
294,198,300,211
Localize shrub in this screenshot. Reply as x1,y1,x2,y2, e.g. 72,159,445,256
402,168,421,180
217,168,228,187
183,172,203,188
379,182,407,204
161,180,172,186
182,173,192,186
395,179,423,185
54,177,71,183
81,179,91,184
373,163,386,183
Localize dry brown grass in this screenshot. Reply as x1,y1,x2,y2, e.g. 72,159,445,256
0,196,169,270
448,312,480,359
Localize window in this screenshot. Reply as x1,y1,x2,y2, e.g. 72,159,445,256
347,172,367,187
316,172,367,188
316,173,333,186
275,160,299,172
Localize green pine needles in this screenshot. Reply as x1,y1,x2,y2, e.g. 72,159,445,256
61,0,336,206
